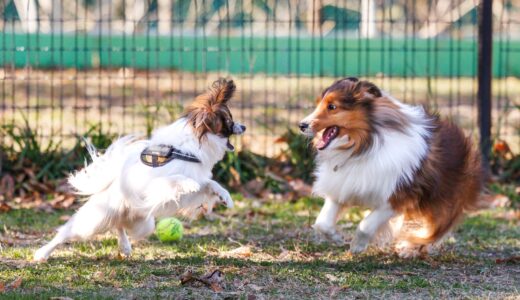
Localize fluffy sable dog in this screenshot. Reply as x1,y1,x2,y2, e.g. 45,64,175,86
34,78,245,261
299,77,483,257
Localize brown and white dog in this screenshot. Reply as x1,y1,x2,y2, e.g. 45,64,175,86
299,77,483,257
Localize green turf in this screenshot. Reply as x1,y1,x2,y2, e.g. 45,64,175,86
0,197,519,299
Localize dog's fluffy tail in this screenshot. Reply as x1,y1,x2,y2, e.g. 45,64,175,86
398,125,483,247
69,135,138,196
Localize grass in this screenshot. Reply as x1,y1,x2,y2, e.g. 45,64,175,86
1,197,519,299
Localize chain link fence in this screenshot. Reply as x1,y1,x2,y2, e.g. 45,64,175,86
0,0,518,156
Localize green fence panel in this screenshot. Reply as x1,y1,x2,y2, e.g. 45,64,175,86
1,33,519,77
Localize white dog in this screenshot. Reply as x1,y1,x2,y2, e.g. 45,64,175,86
34,78,245,261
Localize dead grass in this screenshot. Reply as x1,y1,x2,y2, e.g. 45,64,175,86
0,197,519,299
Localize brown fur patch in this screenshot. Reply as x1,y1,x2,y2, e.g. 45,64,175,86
389,119,483,245
182,78,236,141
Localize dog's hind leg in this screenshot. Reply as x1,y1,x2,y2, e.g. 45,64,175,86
34,195,112,262
117,228,132,258
126,217,155,241
350,204,396,254
33,224,72,262
373,214,404,248
116,217,155,257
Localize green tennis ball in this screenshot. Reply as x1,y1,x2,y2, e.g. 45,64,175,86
156,218,183,242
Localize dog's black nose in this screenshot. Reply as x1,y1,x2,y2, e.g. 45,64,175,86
299,122,309,132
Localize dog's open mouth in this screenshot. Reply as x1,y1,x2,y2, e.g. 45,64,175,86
226,139,235,151
317,126,339,150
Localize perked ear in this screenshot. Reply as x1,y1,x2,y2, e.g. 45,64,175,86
355,80,382,98
182,78,235,141
187,109,218,141
210,78,236,104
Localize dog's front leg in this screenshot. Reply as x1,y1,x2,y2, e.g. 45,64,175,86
313,198,345,244
350,204,395,254
144,175,201,205
205,180,233,208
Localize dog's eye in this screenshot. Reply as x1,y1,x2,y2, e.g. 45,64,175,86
327,104,337,110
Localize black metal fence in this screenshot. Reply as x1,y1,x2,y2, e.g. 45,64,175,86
0,0,519,156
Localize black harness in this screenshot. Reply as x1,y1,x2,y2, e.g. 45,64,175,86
140,144,201,167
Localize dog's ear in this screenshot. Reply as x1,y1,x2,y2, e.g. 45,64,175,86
355,80,382,99
183,78,235,141
209,78,236,104
184,107,219,141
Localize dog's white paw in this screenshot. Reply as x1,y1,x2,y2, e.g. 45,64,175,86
33,247,50,262
395,241,428,259
179,179,201,194
214,189,233,208
203,212,216,221
118,242,132,258
350,240,368,254
313,223,345,245
350,230,370,254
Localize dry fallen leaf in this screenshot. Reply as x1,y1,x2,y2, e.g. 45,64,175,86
180,270,194,284
329,285,349,298
220,246,252,258
0,202,11,213
93,271,106,281
277,249,291,260
288,179,312,197
248,283,263,291
59,215,71,222
7,277,22,291
0,282,5,293
210,282,223,292
325,273,339,282
180,269,225,292
495,256,520,264
0,175,15,199
274,136,287,143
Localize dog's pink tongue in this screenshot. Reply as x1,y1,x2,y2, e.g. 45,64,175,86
316,139,327,149
317,127,336,149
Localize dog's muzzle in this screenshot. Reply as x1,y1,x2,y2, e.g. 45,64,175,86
299,122,309,132
233,123,246,135
298,120,314,137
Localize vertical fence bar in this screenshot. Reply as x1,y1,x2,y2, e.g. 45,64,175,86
477,0,493,169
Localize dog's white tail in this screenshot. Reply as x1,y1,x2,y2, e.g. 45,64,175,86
69,135,138,196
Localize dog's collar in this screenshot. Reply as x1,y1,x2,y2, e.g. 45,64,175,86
140,144,201,167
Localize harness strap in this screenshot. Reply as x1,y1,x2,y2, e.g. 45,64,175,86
140,144,201,167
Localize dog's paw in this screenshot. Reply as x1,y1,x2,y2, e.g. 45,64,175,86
349,231,370,254
213,189,233,208
349,240,368,254
119,245,132,258
203,212,216,221
313,223,345,245
395,241,430,259
33,247,50,262
178,179,201,195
